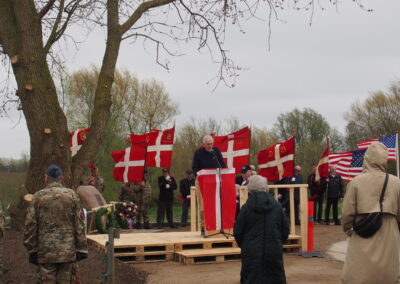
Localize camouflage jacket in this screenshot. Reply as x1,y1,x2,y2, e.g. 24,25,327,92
119,182,151,204
23,182,88,263
118,183,135,202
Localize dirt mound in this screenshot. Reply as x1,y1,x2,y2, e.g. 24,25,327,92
0,229,147,284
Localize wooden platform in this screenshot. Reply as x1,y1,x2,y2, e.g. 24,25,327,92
175,248,241,264
87,231,301,264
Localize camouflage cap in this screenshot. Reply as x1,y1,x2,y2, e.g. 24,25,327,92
46,165,63,179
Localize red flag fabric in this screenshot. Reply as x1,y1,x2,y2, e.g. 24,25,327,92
316,138,330,182
111,142,146,183
213,127,251,174
70,128,90,157
257,137,294,182
197,168,236,231
130,126,175,168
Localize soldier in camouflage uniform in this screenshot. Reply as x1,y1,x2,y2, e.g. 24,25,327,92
118,182,135,203
24,165,88,284
87,167,105,193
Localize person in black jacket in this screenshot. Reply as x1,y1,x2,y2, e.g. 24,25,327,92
307,166,324,223
234,175,289,284
180,170,195,227
192,135,226,235
156,168,178,228
290,165,303,225
192,135,226,174
323,165,343,225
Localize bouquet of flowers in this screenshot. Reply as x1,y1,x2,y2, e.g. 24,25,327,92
115,202,138,229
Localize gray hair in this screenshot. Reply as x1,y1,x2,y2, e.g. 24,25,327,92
202,135,214,144
247,175,268,193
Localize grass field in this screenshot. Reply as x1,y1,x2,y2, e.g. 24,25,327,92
0,172,26,214
0,171,343,223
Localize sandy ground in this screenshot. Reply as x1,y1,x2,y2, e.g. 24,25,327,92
132,224,347,284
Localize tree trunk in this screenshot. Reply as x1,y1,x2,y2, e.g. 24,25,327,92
6,0,71,193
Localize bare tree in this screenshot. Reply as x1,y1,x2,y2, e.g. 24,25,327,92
345,81,400,149
0,0,361,193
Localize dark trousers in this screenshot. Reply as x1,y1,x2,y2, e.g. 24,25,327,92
157,200,173,225
325,198,339,224
181,200,189,225
314,195,324,222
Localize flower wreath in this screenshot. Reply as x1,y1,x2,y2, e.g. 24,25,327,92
95,207,114,234
114,202,138,229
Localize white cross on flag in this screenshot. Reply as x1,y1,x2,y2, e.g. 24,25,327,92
257,137,294,182
197,168,236,231
111,141,146,183
69,128,90,157
213,127,251,174
130,126,175,168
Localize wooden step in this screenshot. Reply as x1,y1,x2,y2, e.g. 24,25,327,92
116,251,174,263
175,248,241,264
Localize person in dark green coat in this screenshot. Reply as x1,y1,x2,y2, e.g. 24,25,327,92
234,175,289,284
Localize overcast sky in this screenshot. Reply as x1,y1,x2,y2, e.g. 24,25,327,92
1,0,400,158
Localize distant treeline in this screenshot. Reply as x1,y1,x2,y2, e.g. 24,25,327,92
0,155,29,172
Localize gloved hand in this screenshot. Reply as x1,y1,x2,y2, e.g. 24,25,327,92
166,184,170,189
165,176,171,181
29,252,38,265
76,251,88,261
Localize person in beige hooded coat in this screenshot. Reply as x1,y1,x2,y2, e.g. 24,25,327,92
341,142,400,284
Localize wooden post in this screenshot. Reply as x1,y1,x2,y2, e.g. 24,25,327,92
274,188,278,200
190,186,197,232
289,187,295,235
239,186,248,208
300,185,308,251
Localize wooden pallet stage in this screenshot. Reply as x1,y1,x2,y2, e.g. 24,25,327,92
87,231,301,264
175,248,241,264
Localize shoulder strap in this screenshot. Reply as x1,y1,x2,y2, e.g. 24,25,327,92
379,174,389,212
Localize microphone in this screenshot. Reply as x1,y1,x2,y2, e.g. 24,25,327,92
210,148,222,168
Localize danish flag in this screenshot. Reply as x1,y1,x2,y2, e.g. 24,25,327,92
213,127,251,174
130,126,175,168
197,168,236,231
257,137,294,182
69,128,90,157
111,141,146,183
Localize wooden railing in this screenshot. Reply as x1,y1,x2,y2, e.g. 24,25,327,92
190,184,309,251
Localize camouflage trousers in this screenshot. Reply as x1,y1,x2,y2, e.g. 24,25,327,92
37,262,78,284
135,201,150,224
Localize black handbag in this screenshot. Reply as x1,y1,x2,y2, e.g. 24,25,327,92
352,174,389,238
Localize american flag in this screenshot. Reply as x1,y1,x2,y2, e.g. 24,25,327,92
328,149,366,182
357,134,397,161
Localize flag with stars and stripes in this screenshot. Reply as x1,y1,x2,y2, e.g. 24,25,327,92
328,149,366,182
357,134,397,161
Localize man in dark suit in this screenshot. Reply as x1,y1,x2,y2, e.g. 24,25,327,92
180,170,195,227
192,135,226,235
156,168,178,228
324,165,343,225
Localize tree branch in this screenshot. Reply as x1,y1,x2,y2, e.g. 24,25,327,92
44,0,65,53
38,0,56,19
120,0,175,35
